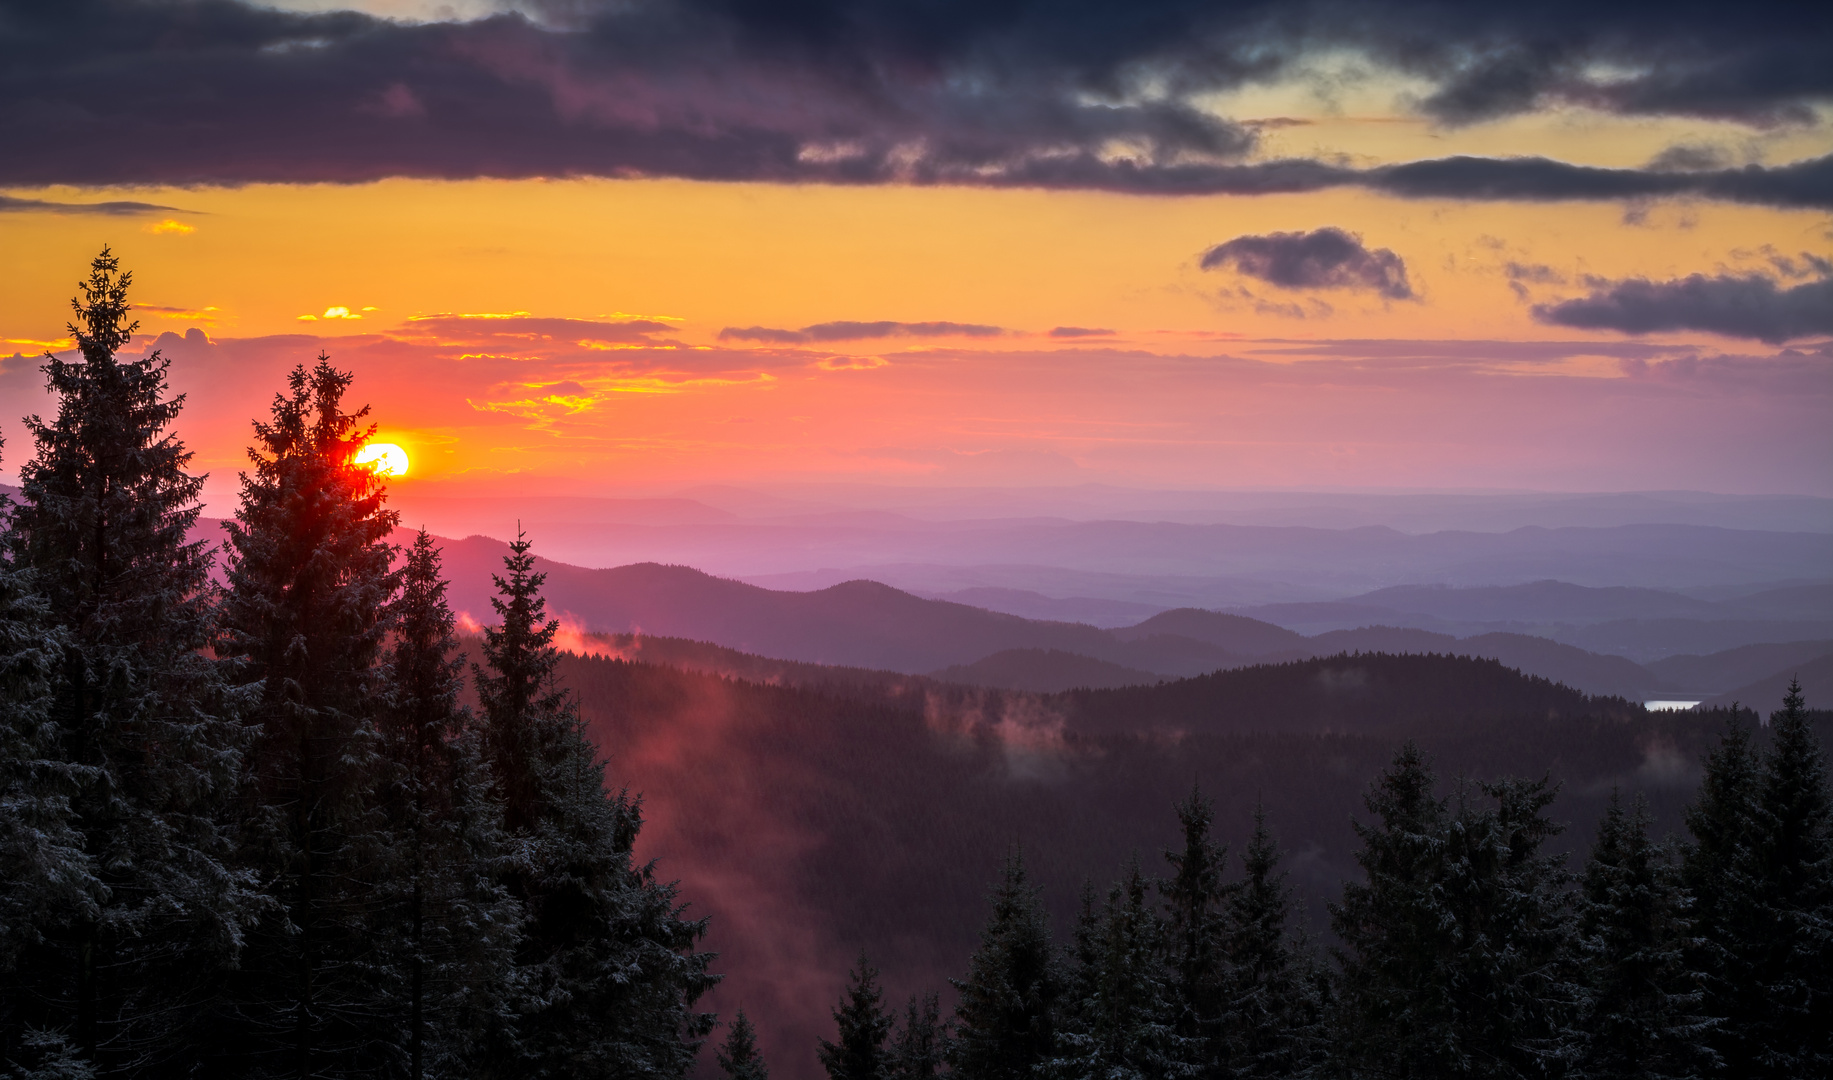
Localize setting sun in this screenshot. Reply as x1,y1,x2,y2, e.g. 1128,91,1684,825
354,442,409,477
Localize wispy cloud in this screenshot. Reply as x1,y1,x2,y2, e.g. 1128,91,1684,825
0,194,193,215
719,321,1006,344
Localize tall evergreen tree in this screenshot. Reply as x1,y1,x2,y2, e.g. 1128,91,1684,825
1041,861,1186,1080
1680,709,1766,1075
0,479,99,1077
717,1009,769,1080
8,250,249,1071
1575,791,1712,1080
1451,775,1581,1076
1219,805,1324,1080
1158,789,1231,1078
1736,681,1832,1075
214,356,403,1078
888,993,948,1080
950,852,1061,1080
1332,745,1579,1079
1331,742,1450,1075
473,528,717,1079
376,531,518,1078
819,954,893,1080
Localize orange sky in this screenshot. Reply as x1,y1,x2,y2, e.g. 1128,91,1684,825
3,14,1830,501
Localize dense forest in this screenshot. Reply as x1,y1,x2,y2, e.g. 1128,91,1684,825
2,253,1829,1079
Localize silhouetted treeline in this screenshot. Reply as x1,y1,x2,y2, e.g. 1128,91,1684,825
0,252,715,1078
559,640,1828,1073
803,681,1830,1080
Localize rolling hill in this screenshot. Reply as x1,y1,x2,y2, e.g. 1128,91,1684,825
561,646,1822,1080
418,537,1824,697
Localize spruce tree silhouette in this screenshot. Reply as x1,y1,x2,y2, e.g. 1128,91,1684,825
10,249,248,1071
819,954,892,1080
474,527,717,1079
1577,791,1714,1078
217,356,402,1078
1221,805,1326,1078
951,852,1060,1080
0,466,96,1075
377,531,517,1078
717,1008,770,1080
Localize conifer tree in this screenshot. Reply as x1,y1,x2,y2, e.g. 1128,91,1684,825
819,954,893,1080
1333,746,1580,1078
473,529,717,1079
888,993,947,1080
1040,861,1185,1080
1331,742,1449,1074
215,357,403,1077
718,1008,769,1080
1575,791,1712,1079
0,481,100,1075
377,530,517,1078
1158,789,1231,1077
8,250,249,1071
1456,774,1581,1074
1680,710,1765,1073
1049,883,1104,1074
1219,805,1324,1080
1730,680,1832,1076
950,852,1060,1080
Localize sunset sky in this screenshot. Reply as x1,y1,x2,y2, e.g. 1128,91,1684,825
3,0,1830,504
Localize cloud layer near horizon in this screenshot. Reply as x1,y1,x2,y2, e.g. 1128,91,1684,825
3,317,1826,498
2,0,1830,203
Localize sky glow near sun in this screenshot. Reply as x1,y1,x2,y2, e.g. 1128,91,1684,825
0,0,1829,501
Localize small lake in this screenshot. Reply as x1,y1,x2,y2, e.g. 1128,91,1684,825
1645,700,1703,711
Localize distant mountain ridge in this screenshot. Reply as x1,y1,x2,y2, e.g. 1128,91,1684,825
416,538,1826,699
169,518,1828,698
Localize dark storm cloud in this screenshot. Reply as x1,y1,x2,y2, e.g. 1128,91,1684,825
0,0,1829,201
1201,228,1414,300
718,321,1006,343
1533,274,1833,343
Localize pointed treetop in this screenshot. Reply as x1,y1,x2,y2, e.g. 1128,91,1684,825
68,246,137,363
717,1008,770,1080
1780,676,1806,722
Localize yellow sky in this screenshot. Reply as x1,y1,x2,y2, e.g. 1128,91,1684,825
3,177,1827,351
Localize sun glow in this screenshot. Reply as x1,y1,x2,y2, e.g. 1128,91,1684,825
354,442,410,477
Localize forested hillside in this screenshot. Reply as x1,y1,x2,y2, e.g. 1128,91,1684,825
561,647,1831,1077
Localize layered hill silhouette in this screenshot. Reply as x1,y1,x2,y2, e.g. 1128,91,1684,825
1234,579,1833,660
1703,653,1833,711
410,536,1828,699
1646,640,1833,696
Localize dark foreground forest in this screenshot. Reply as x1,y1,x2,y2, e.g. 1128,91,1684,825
2,253,1829,1079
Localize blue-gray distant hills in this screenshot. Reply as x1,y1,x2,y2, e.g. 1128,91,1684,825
421,536,1830,701
384,487,1832,598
